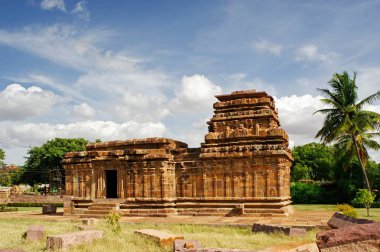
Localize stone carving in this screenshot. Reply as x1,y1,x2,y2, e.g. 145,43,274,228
63,90,293,217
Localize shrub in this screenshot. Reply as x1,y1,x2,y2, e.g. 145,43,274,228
106,211,121,234
337,204,358,218
352,189,376,217
0,206,18,212
290,182,325,203
7,202,63,207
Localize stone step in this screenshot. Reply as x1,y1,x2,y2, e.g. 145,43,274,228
91,203,118,207
79,214,107,219
88,206,115,211
84,210,113,215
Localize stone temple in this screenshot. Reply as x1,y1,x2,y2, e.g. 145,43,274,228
63,90,293,216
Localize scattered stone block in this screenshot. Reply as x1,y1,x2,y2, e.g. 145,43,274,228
262,242,319,252
174,239,202,251
27,225,44,241
82,218,99,226
46,230,104,250
252,223,307,237
317,222,380,251
327,212,374,229
134,229,184,247
42,204,57,214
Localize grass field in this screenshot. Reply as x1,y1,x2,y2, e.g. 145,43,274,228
0,218,317,252
0,204,378,251
293,204,380,221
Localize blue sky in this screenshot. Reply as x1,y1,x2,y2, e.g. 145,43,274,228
0,0,380,164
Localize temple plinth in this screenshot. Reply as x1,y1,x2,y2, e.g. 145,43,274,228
63,90,293,216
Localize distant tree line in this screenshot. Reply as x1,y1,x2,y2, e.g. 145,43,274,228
290,142,380,204
0,138,88,187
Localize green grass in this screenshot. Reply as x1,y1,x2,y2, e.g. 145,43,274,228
0,218,316,252
293,204,380,222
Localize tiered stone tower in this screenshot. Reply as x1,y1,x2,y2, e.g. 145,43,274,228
63,90,293,217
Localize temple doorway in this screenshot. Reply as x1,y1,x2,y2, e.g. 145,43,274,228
106,170,118,198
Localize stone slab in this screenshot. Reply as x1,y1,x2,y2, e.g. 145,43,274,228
327,212,374,229
42,204,57,214
46,230,104,250
316,222,380,250
261,242,319,252
318,239,380,252
174,239,202,251
134,229,184,247
252,223,306,237
27,225,44,241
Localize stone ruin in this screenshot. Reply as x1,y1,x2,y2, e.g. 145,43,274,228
63,90,293,216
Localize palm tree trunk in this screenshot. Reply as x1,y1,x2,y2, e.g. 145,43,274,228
352,135,372,192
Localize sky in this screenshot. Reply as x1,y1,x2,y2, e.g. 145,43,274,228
1,0,380,165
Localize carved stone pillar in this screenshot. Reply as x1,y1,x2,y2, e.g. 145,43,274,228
133,170,137,198
253,171,257,197
232,173,237,197
73,169,78,197
225,172,229,197
142,168,147,198
202,169,207,198
192,173,196,197
266,170,270,197
243,171,248,197
150,168,155,198
160,168,165,198
181,177,185,197
91,168,96,199
277,167,282,197
212,175,217,197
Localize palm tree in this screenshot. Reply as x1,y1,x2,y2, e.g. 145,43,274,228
315,71,380,192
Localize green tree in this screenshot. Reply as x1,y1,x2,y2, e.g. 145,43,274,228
0,148,5,169
315,71,380,191
352,189,375,217
22,138,88,185
291,143,335,181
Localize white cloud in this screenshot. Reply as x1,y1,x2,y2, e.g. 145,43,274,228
1,120,165,149
224,74,277,96
253,39,283,56
72,103,95,119
72,1,90,21
0,24,172,124
40,0,66,11
169,75,222,113
356,67,380,99
295,45,336,63
0,83,63,121
275,94,325,146
0,24,119,71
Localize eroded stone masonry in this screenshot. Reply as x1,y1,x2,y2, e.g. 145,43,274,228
63,90,293,216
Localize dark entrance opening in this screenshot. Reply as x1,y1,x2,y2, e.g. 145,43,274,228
106,170,117,198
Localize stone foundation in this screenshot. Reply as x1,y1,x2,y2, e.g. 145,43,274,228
63,90,293,217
